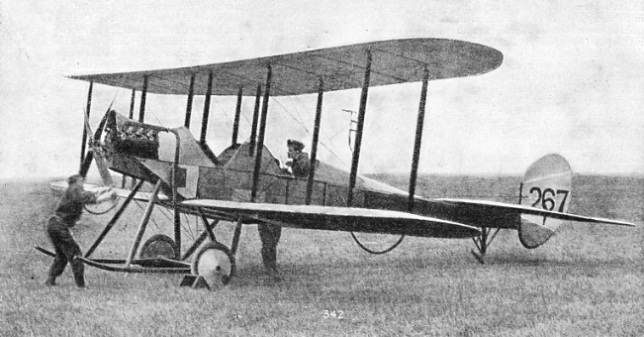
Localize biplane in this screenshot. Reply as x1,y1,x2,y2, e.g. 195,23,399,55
36,38,636,289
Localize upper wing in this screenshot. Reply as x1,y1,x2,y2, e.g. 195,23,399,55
437,198,637,227
182,199,481,239
69,38,503,96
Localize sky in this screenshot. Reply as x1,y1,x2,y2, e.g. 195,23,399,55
1,0,643,180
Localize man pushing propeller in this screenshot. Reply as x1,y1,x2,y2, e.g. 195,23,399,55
45,174,116,288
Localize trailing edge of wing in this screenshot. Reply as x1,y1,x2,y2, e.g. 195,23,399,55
68,38,503,96
182,199,481,238
437,198,637,227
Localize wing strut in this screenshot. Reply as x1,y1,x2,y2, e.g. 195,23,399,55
128,88,136,119
200,71,214,144
347,50,372,206
172,127,183,253
79,81,93,171
139,75,148,122
408,66,429,211
251,65,272,202
232,86,243,146
306,78,324,205
249,84,262,156
184,73,195,128
123,88,137,188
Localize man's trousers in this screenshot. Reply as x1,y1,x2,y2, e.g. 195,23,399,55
46,216,85,287
257,223,281,275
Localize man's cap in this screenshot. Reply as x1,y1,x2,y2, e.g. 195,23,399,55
67,174,84,185
287,139,305,151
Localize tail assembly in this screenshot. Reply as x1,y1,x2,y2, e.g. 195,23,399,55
518,154,572,248
438,152,635,262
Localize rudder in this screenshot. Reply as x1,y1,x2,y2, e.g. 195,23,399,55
518,154,573,248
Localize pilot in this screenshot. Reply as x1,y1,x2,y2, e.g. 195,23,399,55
44,174,115,288
285,139,310,178
256,139,309,280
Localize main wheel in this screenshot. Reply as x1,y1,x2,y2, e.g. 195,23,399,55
191,242,235,289
139,234,179,260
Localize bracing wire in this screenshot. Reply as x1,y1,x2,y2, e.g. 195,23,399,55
157,205,195,241
271,96,351,170
135,200,164,233
181,212,197,242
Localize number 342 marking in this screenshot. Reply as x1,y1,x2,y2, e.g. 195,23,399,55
529,187,569,212
323,310,344,319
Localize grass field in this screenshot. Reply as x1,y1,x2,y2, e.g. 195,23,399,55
0,175,642,336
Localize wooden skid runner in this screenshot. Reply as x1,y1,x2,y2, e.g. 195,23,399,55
35,246,190,274
78,257,190,274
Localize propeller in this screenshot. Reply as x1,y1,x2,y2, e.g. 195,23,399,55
78,104,119,212
79,103,113,183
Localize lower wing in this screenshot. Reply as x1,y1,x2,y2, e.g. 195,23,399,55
182,199,481,239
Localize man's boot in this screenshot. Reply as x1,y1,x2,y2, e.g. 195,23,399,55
45,276,56,286
73,273,85,288
258,223,281,277
261,247,277,274
71,260,85,288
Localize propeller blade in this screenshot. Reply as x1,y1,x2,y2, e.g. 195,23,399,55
94,152,114,187
80,102,115,186
93,100,114,142
79,109,96,177
79,151,94,177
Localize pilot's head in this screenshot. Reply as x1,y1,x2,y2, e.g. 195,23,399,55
287,139,305,158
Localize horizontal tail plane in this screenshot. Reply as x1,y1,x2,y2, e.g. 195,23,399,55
438,154,636,251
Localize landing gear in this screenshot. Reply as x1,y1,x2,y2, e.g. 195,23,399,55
190,242,235,289
471,227,501,264
188,219,243,289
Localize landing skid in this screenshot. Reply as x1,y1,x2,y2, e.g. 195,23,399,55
471,227,501,264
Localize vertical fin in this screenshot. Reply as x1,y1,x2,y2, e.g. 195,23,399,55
518,154,572,248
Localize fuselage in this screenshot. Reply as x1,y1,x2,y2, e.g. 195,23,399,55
104,111,517,230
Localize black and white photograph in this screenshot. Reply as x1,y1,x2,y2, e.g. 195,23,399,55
1,1,642,336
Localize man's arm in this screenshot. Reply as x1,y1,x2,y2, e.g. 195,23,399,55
293,153,311,177
70,185,98,204
78,187,115,204
95,188,116,203
301,153,311,172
